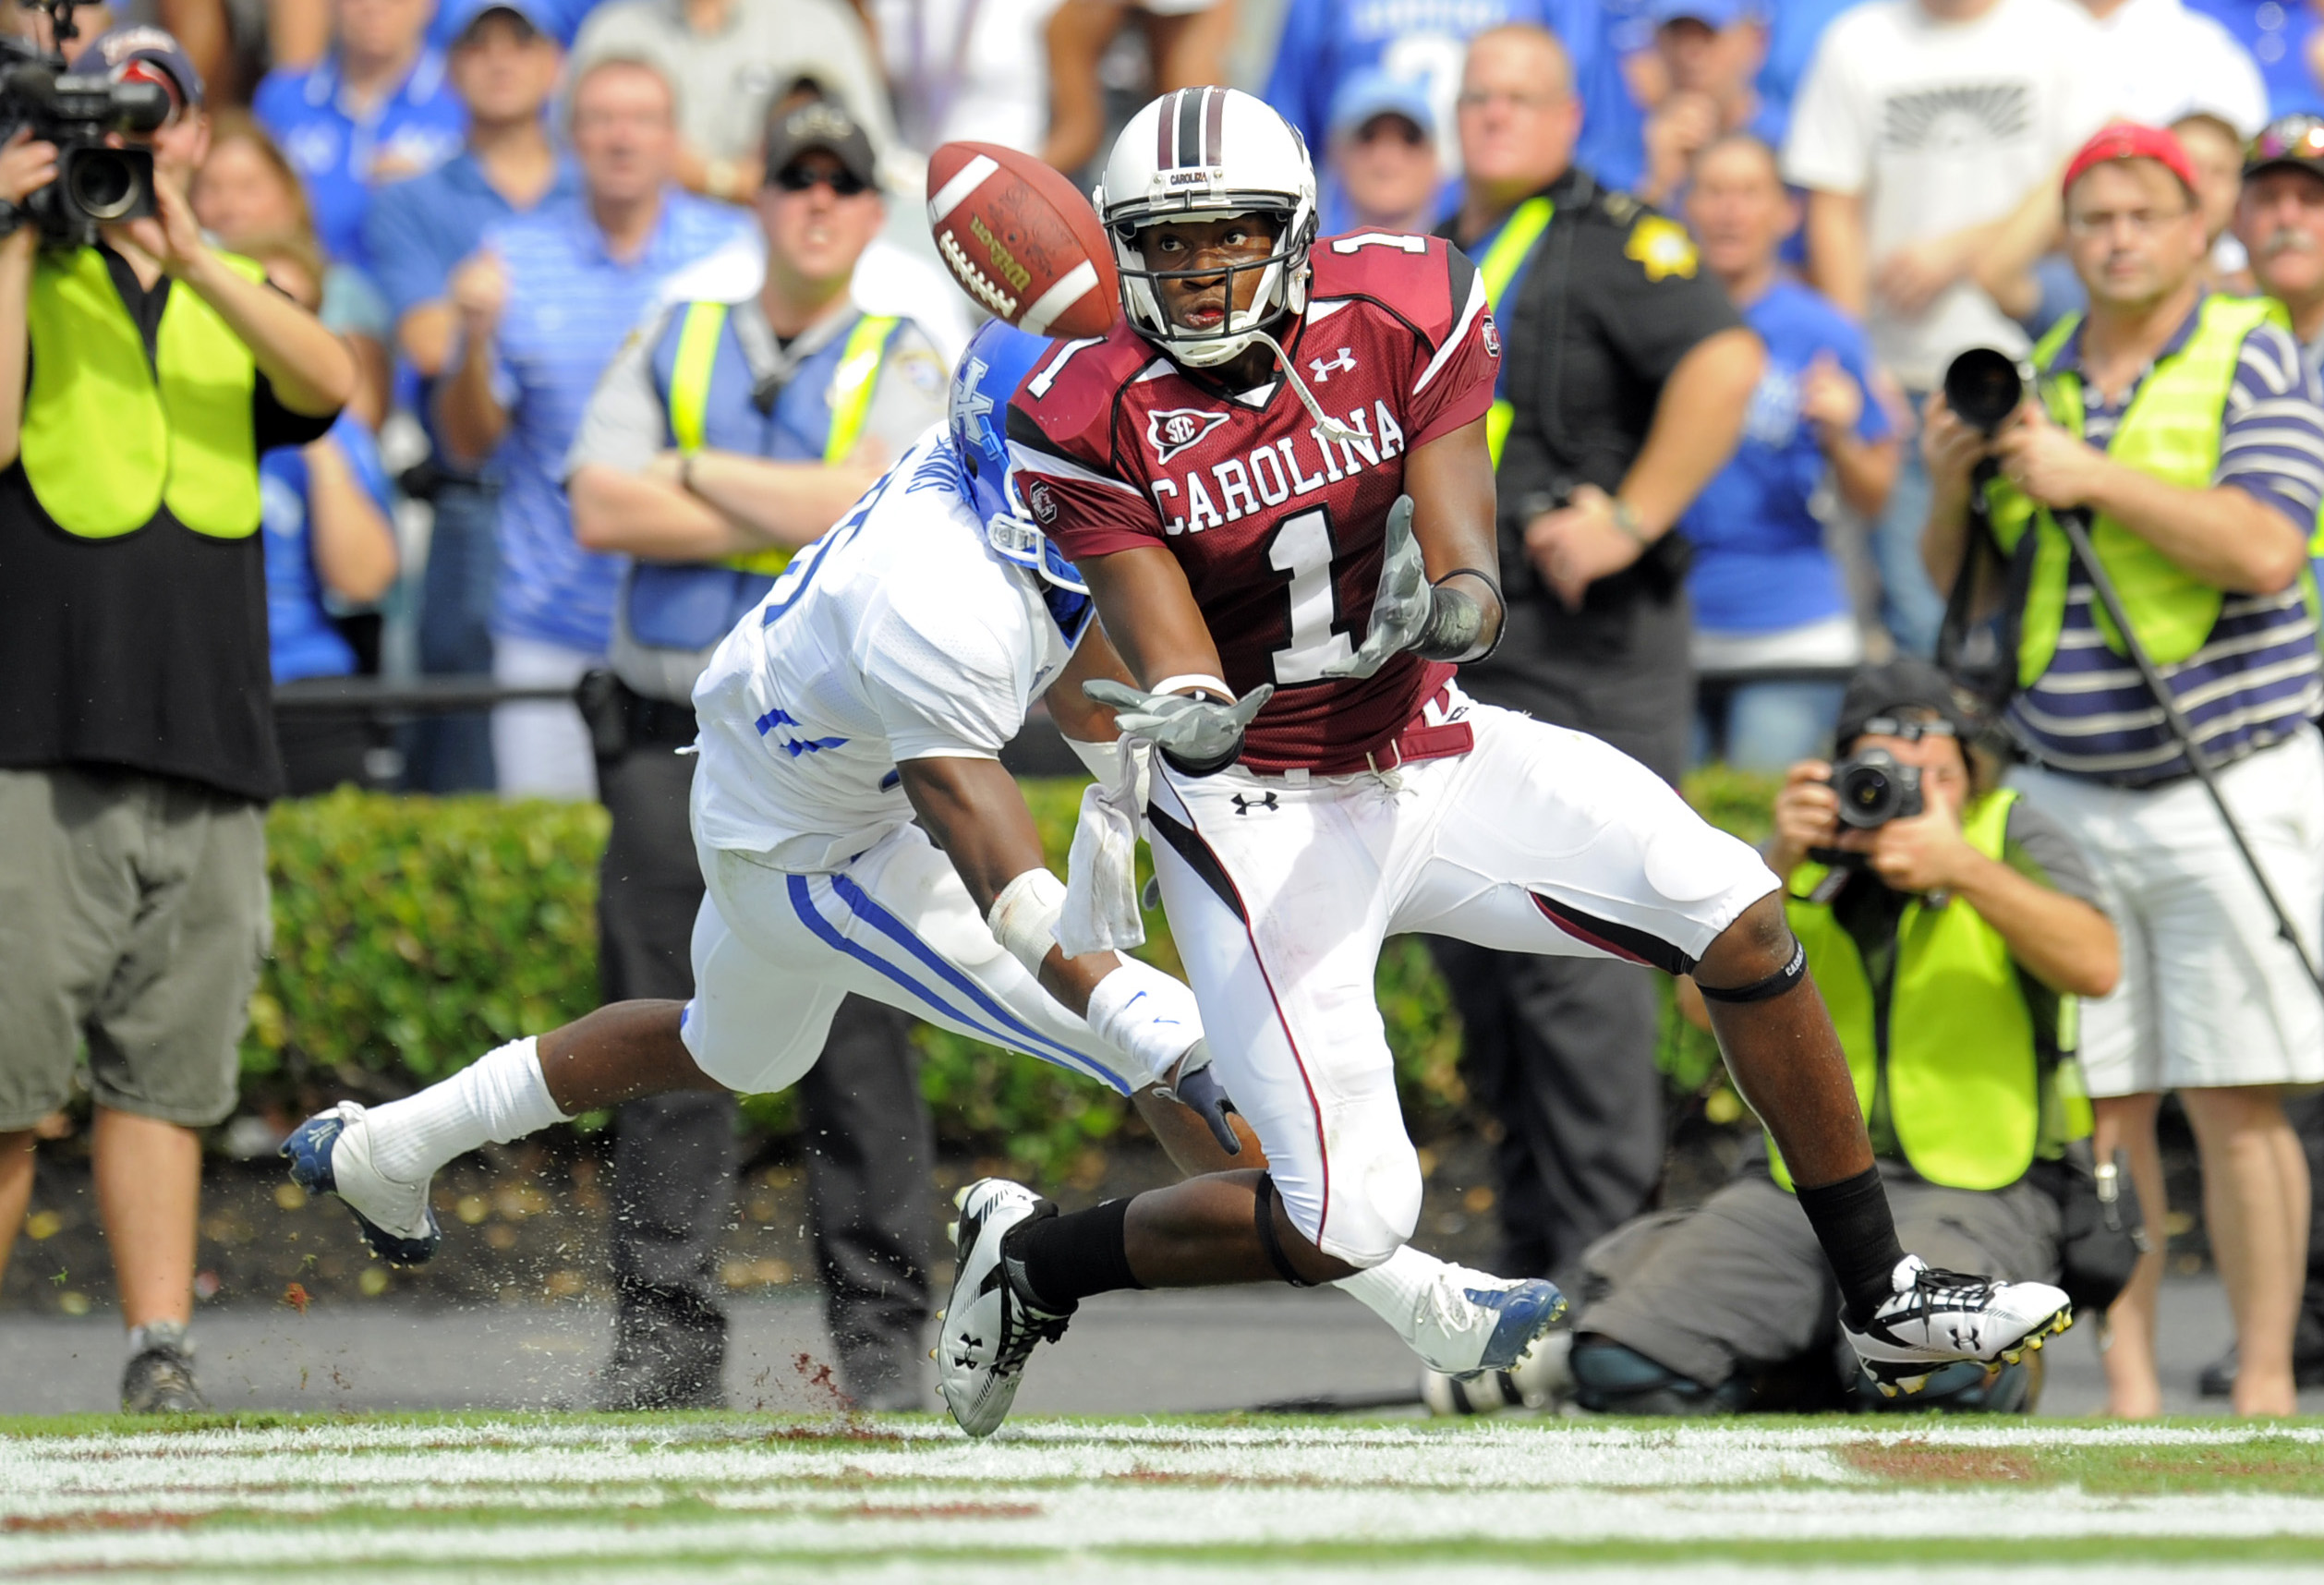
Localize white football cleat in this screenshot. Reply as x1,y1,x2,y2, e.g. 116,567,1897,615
936,1179,1073,1438
1398,1263,1568,1379
279,1101,440,1265
1840,1254,2073,1397
1423,1329,1574,1417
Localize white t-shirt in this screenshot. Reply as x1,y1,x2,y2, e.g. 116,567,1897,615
1782,0,2114,388
2089,0,2269,137
873,0,1070,155
692,433,1080,869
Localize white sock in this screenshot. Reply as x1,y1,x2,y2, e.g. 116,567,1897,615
1331,1244,1446,1344
362,1036,569,1184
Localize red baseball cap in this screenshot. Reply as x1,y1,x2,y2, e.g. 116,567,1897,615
2063,121,2198,200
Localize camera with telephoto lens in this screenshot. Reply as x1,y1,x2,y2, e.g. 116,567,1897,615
1828,746,1925,830
1943,346,2029,437
0,0,168,248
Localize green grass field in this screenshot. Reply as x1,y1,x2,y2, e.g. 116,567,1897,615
7,1412,2324,1580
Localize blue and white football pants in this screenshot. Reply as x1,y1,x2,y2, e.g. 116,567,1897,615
681,820,1136,1098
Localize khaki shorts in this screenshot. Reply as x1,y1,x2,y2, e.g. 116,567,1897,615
0,767,269,1131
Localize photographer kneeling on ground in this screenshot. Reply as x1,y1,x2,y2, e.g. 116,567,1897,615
1556,661,2121,1415
0,26,353,1411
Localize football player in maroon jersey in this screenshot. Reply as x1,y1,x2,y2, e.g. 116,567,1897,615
935,85,2075,1434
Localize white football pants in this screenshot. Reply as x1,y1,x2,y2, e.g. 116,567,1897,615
1147,691,1778,1268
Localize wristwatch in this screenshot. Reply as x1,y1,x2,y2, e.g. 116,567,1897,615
1608,496,1650,548
0,200,25,240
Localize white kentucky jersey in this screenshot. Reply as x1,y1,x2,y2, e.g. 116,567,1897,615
692,430,1088,871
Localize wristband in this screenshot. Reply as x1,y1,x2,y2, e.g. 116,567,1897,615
1609,497,1649,547
1148,673,1234,701
1085,957,1204,1086
986,867,1068,977
1063,735,1120,781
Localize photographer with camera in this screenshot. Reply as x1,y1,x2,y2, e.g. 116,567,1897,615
0,20,353,1412
1924,121,2324,1418
1549,659,2122,1417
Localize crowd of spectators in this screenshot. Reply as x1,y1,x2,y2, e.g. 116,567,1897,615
6,0,2324,1419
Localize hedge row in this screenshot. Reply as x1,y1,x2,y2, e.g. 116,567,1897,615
244,770,1776,1176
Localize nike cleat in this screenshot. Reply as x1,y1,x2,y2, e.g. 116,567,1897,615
1424,1329,1574,1416
1840,1254,2072,1397
280,1102,441,1266
1404,1264,1568,1380
936,1179,1073,1438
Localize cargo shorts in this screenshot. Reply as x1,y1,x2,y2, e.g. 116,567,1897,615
0,767,270,1131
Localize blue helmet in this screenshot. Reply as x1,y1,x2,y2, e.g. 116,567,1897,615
946,319,1090,623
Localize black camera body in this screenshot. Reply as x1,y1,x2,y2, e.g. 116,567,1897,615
1829,746,1925,829
1942,346,2029,437
0,7,168,249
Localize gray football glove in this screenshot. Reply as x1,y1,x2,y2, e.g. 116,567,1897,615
1083,679,1275,767
1155,1042,1240,1156
1323,495,1426,680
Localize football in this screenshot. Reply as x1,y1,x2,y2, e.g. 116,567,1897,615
926,141,1120,340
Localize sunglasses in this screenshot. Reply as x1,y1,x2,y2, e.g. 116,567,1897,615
772,163,871,197
1855,715,1956,743
1353,115,1426,148
2248,115,2324,168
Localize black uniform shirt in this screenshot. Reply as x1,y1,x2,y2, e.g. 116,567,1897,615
0,247,338,804
1437,167,1745,776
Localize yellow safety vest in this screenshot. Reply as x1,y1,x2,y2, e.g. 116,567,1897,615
1476,197,1553,469
1773,789,2090,1192
1986,296,2290,685
22,247,266,539
666,302,899,577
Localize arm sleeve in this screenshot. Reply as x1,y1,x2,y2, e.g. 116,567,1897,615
1407,253,1500,448
1585,221,1749,388
1006,401,1166,561
1777,27,1869,196
1999,798,2107,914
563,312,672,480
361,181,443,321
2218,321,2324,530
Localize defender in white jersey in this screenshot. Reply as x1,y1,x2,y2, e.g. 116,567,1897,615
280,322,1567,1431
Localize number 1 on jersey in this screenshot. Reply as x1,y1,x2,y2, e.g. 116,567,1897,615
1265,506,1354,684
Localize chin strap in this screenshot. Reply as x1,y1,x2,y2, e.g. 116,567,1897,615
1245,324,1363,446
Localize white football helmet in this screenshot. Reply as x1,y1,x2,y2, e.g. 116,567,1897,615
1093,86,1318,369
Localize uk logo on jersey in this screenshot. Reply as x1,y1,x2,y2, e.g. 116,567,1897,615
1147,407,1231,465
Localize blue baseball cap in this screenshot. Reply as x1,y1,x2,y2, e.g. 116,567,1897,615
1327,69,1435,143
72,26,202,109
1646,0,1750,29
443,0,559,44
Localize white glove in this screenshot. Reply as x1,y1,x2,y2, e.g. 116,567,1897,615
1083,679,1274,768
1323,495,1426,680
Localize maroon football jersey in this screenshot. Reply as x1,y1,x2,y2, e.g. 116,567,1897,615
1008,233,1499,772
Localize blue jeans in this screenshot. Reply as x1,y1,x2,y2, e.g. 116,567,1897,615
1694,680,1847,772
1873,393,1947,659
403,477,500,793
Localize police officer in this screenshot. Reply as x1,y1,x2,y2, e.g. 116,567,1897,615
0,27,353,1411
1565,661,2122,1416
564,91,955,1411
1426,22,1764,1301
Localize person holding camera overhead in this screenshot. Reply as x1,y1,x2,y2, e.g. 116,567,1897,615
1924,122,2324,1419
1555,659,2121,1417
0,22,354,1411
1425,21,1763,1308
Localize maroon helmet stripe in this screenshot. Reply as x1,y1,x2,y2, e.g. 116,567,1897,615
1156,87,1179,166
1203,85,1227,166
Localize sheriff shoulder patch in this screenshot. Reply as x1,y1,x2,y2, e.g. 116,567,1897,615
1625,215,1699,282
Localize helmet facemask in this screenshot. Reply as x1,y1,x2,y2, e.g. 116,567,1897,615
1110,202,1316,368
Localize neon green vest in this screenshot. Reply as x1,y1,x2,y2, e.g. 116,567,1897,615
666,302,899,577
1773,789,2090,1192
1476,197,1553,469
1985,296,2286,686
21,247,267,539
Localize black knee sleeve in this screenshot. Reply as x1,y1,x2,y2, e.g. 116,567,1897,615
1253,1172,1314,1288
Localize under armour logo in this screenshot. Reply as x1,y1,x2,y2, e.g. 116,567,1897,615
1308,348,1356,381
1231,792,1279,816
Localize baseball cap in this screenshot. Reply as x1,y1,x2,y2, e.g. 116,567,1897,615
2245,112,2324,180
1646,0,1749,30
761,96,878,189
443,0,558,44
71,25,201,111
2062,120,2197,200
1835,659,1978,750
1327,68,1435,143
